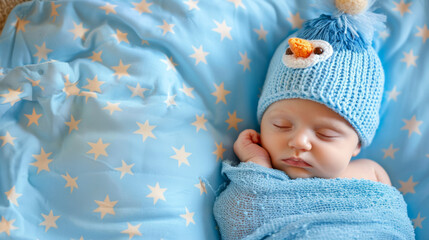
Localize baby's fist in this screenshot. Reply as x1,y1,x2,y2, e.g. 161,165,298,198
233,129,272,168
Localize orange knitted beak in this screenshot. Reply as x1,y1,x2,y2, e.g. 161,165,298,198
288,38,313,58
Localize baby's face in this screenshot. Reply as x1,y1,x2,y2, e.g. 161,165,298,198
260,99,361,179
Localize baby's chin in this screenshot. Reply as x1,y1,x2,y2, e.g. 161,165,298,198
282,166,314,179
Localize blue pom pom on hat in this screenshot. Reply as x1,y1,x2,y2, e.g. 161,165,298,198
257,0,386,147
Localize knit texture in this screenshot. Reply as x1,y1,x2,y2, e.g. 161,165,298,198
257,8,385,147
213,161,415,240
0,0,29,33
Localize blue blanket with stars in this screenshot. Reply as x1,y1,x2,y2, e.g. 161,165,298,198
0,0,428,239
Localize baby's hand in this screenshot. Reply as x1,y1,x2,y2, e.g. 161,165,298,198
233,129,272,168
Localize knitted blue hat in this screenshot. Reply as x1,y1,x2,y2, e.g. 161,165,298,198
257,0,386,147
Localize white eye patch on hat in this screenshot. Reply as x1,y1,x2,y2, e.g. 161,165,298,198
282,38,333,69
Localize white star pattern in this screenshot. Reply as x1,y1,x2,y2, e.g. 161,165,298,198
157,20,175,35
254,24,268,41
190,45,209,65
180,207,195,226
146,182,167,205
287,12,304,29
392,0,412,16
33,42,53,63
69,22,89,40
238,52,251,72
170,145,191,167
161,56,178,72
382,144,399,159
387,86,401,101
184,0,199,10
5,186,22,206
401,49,418,68
401,116,423,137
415,24,429,43
212,20,232,41
398,176,418,195
227,0,245,9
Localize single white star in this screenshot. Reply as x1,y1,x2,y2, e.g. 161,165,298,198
179,83,195,99
132,0,153,14
83,75,104,93
401,49,418,68
180,207,195,226
164,94,177,107
0,87,23,106
212,20,232,41
87,138,110,160
392,0,412,16
115,160,135,179
103,102,123,115
134,120,157,142
213,142,227,162
40,210,60,232
161,56,178,72
146,182,167,205
379,30,390,41
184,0,200,10
112,60,131,80
157,20,175,35
401,115,423,137
398,176,418,195
412,213,426,229
415,24,429,43
386,86,401,101
13,16,30,33
287,12,304,29
0,131,17,147
24,108,42,127
170,145,191,167
112,29,129,44
121,223,142,239
190,45,209,65
25,77,44,91
192,114,208,132
128,83,149,98
61,172,78,193
226,111,244,131
194,179,207,195
99,3,117,15
382,144,399,159
62,74,80,98
211,82,231,104
227,0,246,9
5,186,22,206
30,148,53,174
69,22,89,40
238,52,251,72
89,51,103,62
0,216,18,236
254,24,268,41
94,195,117,219
33,42,53,63
50,2,61,22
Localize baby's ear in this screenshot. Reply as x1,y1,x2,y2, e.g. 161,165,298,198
352,142,362,157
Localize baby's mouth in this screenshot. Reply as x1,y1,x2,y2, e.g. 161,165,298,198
281,157,312,167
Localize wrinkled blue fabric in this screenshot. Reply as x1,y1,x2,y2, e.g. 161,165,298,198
214,161,415,240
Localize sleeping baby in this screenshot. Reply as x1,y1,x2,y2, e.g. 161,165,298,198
213,0,415,239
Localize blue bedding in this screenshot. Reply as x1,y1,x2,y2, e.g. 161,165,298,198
0,0,427,239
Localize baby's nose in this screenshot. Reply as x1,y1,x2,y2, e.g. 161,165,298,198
288,130,312,151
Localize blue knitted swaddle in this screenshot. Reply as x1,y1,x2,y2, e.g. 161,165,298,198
213,161,415,240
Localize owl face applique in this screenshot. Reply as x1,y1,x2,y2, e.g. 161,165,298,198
282,38,333,69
